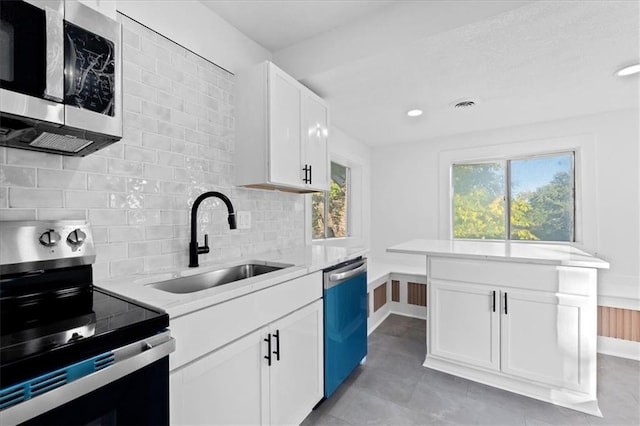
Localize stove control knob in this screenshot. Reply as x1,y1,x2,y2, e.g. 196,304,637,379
39,230,61,247
67,229,87,246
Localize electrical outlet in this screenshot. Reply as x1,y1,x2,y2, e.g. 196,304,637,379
237,211,251,229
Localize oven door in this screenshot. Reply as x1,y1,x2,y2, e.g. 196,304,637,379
0,332,175,426
0,0,64,124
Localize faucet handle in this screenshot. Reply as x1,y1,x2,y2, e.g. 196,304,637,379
198,234,210,254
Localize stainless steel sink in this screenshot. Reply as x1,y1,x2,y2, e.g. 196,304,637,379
148,262,293,294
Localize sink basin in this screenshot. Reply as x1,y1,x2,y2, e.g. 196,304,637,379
148,262,293,294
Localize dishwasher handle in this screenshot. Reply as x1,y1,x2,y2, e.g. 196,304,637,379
328,262,367,282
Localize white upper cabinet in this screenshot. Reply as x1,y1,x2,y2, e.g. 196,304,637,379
236,61,329,193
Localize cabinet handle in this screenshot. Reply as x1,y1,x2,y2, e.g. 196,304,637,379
302,165,311,184
492,290,496,312
308,165,312,184
273,329,280,361
504,292,508,315
264,334,272,366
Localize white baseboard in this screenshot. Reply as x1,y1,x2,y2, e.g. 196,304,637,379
597,336,640,361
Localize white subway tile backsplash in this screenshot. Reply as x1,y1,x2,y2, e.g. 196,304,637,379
124,111,158,133
96,243,129,261
124,93,142,113
144,164,173,180
65,191,108,208
10,188,63,208
157,90,184,112
0,209,36,220
126,178,160,194
38,209,86,220
157,151,184,168
1,165,36,187
108,258,144,278
88,174,126,192
142,132,172,152
122,26,140,49
157,121,185,140
37,169,86,190
7,150,61,169
123,44,155,71
145,225,173,240
123,78,155,101
128,210,161,225
144,254,175,272
89,209,127,226
108,159,144,177
92,227,109,244
109,225,144,242
95,143,125,159
125,146,156,164
109,193,144,209
128,240,161,258
0,17,304,279
63,156,108,173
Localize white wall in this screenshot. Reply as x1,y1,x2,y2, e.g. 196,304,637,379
116,0,270,73
370,108,640,306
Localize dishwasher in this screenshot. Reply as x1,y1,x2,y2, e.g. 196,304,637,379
323,257,367,398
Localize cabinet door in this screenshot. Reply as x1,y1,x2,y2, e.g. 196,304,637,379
500,290,591,392
268,64,302,187
429,281,500,371
173,327,269,425
301,92,329,191
269,300,324,426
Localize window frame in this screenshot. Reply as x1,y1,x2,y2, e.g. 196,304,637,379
439,136,596,248
312,161,351,240
448,149,580,244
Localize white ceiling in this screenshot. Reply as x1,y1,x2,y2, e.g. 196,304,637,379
200,0,640,146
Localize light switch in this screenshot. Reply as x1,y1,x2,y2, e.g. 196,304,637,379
237,211,251,229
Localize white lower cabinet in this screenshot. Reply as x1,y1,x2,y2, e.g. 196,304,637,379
430,282,499,371
500,289,591,392
171,299,323,425
426,257,599,416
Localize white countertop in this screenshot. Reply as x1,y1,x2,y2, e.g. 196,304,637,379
96,244,368,318
387,239,610,269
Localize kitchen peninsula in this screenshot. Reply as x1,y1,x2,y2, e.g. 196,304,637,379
387,239,609,416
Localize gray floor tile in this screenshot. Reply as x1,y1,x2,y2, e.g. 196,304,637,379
304,315,640,426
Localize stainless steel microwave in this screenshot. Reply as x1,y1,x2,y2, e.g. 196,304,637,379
0,0,122,156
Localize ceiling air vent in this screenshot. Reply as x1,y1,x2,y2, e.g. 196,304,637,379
454,100,476,109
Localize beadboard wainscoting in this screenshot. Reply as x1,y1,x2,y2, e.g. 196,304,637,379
0,15,304,280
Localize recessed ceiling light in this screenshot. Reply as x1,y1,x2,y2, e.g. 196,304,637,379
407,109,423,117
615,64,640,77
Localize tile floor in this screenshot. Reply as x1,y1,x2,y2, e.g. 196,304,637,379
302,314,640,425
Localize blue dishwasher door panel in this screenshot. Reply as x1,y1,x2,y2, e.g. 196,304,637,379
324,272,367,398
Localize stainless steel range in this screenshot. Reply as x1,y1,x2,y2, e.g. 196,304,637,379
0,221,174,425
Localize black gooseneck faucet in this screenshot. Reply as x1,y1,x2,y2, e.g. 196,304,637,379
189,191,237,267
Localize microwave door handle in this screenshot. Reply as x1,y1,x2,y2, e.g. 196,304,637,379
44,6,64,102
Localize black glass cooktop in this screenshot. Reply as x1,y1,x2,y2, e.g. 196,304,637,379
0,267,168,389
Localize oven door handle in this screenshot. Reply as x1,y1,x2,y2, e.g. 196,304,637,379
0,331,175,426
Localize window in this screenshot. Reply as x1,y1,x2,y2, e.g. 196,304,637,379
312,162,349,239
452,152,574,241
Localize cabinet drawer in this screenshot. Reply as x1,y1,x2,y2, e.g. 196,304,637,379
170,271,322,370
429,257,559,292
